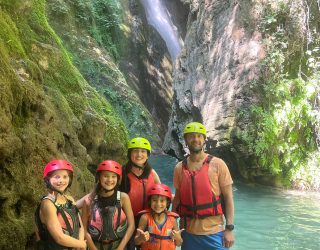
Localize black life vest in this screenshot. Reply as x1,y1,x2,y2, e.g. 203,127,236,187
35,196,80,250
178,155,224,218
88,191,128,242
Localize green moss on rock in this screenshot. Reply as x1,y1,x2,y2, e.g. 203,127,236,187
0,1,128,249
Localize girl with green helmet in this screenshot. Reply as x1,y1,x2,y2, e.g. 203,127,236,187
119,137,161,250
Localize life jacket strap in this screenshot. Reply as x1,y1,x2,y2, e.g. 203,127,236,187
181,198,221,211
150,233,172,240
116,191,121,228
182,154,213,169
58,207,74,236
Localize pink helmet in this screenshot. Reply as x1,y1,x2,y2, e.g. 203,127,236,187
43,160,74,178
96,160,122,177
147,184,172,200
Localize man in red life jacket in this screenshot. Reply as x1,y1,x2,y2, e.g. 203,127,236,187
172,122,235,250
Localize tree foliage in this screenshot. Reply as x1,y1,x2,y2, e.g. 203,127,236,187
240,1,320,188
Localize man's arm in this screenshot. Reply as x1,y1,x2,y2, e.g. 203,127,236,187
221,184,235,248
221,184,234,225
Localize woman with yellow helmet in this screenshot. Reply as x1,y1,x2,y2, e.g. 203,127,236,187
119,137,161,250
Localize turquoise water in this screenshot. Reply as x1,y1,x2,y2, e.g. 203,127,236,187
149,155,320,250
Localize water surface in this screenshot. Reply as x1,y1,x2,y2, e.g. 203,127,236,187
149,155,320,250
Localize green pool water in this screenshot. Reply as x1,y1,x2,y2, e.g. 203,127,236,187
149,155,320,250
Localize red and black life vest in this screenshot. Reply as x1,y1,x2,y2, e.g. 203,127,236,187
87,191,128,242
127,171,155,216
178,155,223,218
35,196,80,250
139,209,179,250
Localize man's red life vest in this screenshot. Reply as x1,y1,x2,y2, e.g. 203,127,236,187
178,155,223,218
139,210,178,250
128,171,155,216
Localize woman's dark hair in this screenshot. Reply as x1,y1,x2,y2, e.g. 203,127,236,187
119,149,152,193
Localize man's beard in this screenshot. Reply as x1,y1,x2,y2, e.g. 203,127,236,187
188,144,204,154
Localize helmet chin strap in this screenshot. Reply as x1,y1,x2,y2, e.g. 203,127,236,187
102,187,115,193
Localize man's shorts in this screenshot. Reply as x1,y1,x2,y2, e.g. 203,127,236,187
181,230,228,250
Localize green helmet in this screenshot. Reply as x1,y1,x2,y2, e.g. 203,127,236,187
183,122,206,136
128,137,151,152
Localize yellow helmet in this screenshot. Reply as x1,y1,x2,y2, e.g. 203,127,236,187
128,137,151,152
183,122,206,136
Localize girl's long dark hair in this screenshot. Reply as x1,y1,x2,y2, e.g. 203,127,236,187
89,173,120,211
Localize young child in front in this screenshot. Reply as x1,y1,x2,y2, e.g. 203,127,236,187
35,159,86,250
134,183,183,250
81,160,135,250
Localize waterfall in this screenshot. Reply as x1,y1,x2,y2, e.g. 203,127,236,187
139,0,183,61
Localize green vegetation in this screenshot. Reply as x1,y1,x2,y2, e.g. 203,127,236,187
0,1,129,248
239,2,320,187
45,0,160,145
46,0,124,60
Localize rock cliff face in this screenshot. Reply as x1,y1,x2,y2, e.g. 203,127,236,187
164,0,265,159
45,0,173,150
163,0,320,188
119,0,178,143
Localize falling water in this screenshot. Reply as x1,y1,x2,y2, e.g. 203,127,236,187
139,0,183,61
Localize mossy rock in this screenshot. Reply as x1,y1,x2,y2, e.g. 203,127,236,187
0,1,128,249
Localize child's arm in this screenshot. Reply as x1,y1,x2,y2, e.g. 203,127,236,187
76,193,91,209
134,214,149,246
41,200,87,249
171,220,184,246
80,197,97,250
68,195,86,250
76,213,86,250
116,193,135,250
